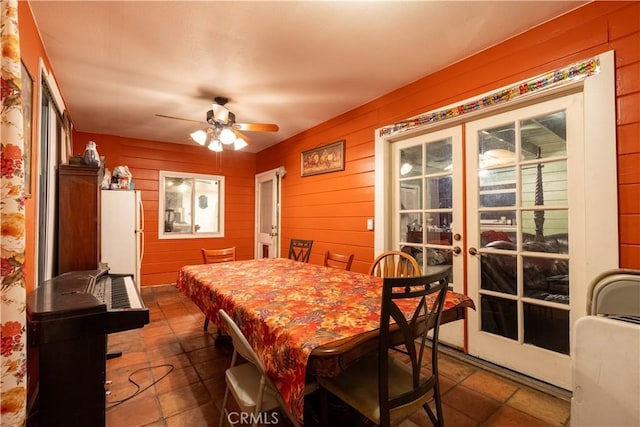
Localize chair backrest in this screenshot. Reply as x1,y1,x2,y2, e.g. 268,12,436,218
378,266,450,426
587,268,640,316
323,251,355,271
368,250,421,277
201,247,236,264
218,309,261,367
218,309,301,427
288,239,313,263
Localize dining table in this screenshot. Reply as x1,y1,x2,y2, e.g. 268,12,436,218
176,257,475,423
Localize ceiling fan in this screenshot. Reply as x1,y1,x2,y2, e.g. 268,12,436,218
156,96,279,151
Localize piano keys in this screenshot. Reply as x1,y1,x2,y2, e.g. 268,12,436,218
89,273,149,334
26,268,149,427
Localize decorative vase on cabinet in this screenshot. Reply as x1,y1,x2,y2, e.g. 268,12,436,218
83,141,101,167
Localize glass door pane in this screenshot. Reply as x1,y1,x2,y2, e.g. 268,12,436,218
399,138,453,271
475,108,571,344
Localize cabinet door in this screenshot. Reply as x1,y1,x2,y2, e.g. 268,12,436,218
57,165,102,274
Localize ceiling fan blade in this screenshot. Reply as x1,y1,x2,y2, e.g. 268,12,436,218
232,128,251,142
155,114,206,125
233,122,279,132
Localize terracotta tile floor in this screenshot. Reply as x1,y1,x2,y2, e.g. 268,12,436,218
106,284,571,426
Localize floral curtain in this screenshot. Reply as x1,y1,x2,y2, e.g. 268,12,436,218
1,0,27,425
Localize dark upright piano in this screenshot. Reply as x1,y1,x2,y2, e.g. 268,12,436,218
26,266,149,427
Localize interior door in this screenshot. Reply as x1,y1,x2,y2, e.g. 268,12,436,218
465,93,584,390
255,168,283,258
392,126,465,347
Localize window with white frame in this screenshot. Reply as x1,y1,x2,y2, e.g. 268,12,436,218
158,171,225,239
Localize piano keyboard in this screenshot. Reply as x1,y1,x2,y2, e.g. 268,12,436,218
111,276,142,309
93,275,143,309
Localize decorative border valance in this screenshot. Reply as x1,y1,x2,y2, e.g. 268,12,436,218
379,57,600,138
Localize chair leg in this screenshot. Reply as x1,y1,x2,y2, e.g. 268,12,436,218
423,381,444,427
218,385,230,427
433,380,444,427
204,316,210,331
252,377,266,427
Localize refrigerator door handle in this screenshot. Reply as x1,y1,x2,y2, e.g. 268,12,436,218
138,196,145,265
139,230,145,265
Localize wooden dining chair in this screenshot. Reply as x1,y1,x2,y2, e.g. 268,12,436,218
368,250,421,278
201,246,236,264
323,250,354,271
218,310,300,427
318,267,451,427
287,239,313,263
201,247,236,331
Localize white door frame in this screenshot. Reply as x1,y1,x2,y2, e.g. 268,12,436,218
255,167,285,258
35,58,66,284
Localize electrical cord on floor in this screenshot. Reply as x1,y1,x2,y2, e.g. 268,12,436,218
106,363,174,409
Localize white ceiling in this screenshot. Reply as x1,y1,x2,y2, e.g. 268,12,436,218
28,1,587,153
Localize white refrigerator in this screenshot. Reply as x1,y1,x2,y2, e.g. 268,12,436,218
100,190,144,289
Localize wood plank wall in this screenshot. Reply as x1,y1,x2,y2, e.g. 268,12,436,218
257,1,640,272
73,132,257,286
56,2,640,287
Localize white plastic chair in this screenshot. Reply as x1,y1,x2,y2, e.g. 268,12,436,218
218,309,300,427
586,268,640,316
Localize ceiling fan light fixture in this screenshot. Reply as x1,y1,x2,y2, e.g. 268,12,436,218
190,129,208,146
233,138,248,151
208,140,223,152
161,97,279,152
219,127,236,145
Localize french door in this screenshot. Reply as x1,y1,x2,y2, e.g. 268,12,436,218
392,93,585,388
393,126,465,347
466,93,584,389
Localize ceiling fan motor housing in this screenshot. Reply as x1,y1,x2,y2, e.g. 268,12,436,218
207,105,235,126
206,109,235,126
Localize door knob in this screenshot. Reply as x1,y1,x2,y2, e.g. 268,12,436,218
453,233,462,241
469,247,478,256
453,246,462,255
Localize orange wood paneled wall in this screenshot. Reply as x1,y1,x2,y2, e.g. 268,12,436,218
19,2,640,291
73,132,257,286
257,1,640,272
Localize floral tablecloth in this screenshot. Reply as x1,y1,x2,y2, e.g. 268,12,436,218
176,258,474,423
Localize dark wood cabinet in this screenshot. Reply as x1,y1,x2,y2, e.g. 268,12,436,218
57,165,102,275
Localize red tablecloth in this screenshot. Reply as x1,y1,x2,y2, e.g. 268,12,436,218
176,258,474,423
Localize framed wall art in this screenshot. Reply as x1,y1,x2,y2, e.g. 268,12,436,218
301,139,345,177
